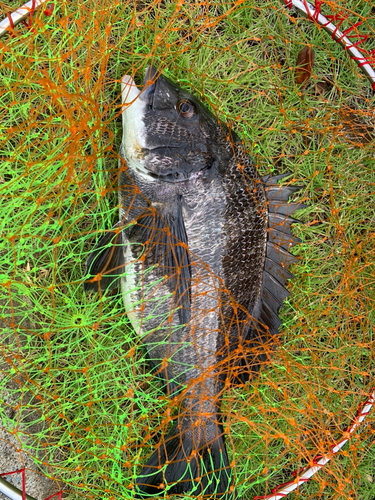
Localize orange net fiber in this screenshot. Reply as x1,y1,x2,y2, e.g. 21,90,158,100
0,1,374,499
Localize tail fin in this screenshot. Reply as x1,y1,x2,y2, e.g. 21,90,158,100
135,417,235,499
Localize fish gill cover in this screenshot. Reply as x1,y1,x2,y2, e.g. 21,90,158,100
0,1,374,500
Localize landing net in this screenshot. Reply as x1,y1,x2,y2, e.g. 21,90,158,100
0,1,374,499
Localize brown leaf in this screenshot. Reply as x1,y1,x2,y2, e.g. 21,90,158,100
337,106,374,146
295,46,315,89
316,80,332,95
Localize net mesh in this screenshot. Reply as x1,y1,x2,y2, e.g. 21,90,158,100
0,0,374,499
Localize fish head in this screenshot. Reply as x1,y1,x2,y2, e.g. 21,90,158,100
121,65,237,182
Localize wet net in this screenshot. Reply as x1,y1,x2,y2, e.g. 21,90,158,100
0,0,374,499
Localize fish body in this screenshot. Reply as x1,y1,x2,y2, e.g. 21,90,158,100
83,66,303,498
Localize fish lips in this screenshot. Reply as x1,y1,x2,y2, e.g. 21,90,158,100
139,65,159,106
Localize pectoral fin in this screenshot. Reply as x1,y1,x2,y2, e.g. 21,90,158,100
133,197,191,324
83,221,126,293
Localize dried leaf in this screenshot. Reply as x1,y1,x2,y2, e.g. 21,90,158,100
338,107,374,146
316,80,332,95
38,268,50,279
295,46,315,89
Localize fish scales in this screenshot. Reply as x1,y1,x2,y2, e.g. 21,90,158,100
118,152,227,403
83,65,304,499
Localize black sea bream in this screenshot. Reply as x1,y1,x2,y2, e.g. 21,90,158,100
83,65,304,499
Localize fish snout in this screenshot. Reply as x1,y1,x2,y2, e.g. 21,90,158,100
121,74,140,106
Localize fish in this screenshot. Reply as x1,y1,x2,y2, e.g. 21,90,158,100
83,65,305,499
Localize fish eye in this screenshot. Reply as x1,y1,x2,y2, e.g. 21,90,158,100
177,99,195,118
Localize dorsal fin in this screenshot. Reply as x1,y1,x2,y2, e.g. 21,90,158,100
234,173,305,383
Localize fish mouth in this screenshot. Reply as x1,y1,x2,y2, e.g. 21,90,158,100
121,65,159,107
143,65,160,86
140,65,159,106
139,168,197,183
145,145,182,152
